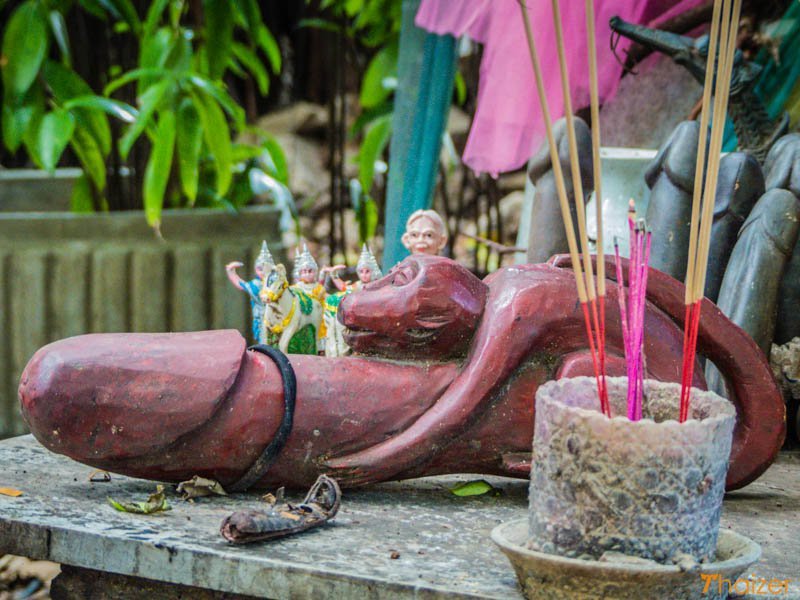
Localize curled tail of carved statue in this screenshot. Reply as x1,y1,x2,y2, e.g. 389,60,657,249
550,254,786,490
327,257,783,491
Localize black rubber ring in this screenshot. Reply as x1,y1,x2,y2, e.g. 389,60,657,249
229,344,297,492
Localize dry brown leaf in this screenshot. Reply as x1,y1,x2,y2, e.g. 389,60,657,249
176,476,227,500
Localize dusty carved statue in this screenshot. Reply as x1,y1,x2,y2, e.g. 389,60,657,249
19,255,784,492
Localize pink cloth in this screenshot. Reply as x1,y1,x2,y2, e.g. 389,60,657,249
416,0,704,175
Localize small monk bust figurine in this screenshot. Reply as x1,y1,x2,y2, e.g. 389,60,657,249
401,209,448,256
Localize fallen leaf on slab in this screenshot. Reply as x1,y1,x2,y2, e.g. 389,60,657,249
449,480,500,497
0,488,23,497
88,470,111,482
108,485,171,514
176,476,227,500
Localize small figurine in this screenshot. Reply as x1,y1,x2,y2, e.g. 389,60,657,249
292,244,327,304
259,263,323,355
401,209,448,256
325,244,383,293
225,241,275,344
290,244,327,353
323,245,383,357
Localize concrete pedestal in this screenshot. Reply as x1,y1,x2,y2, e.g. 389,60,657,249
0,436,797,599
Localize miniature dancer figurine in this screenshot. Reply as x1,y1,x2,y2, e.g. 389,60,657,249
323,245,383,357
325,244,383,292
291,244,327,352
292,244,326,303
225,241,275,343
401,209,448,256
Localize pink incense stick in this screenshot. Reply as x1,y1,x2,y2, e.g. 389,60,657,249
627,214,639,418
635,229,652,420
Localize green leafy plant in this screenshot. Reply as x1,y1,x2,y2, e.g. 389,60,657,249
1,0,137,210
1,0,287,230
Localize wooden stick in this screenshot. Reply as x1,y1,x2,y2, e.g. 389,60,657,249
518,2,588,304
585,0,604,296
684,0,724,304
680,0,741,421
693,0,742,301
550,0,597,304
550,0,611,415
585,0,608,410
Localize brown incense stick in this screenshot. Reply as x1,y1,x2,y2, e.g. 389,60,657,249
518,2,589,304
585,0,608,408
680,0,741,421
680,0,727,417
693,0,742,301
585,0,604,297
683,0,724,304
550,0,598,304
522,0,607,415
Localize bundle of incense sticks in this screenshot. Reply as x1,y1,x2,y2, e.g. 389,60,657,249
614,202,652,421
519,0,609,416
680,0,742,422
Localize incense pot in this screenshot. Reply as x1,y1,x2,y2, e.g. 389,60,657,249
18,255,784,491
528,376,734,563
492,377,759,600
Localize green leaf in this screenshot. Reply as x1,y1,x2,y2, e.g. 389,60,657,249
176,98,202,204
100,0,141,35
261,135,288,185
296,18,340,34
70,124,107,191
231,142,263,162
21,110,44,168
70,173,95,213
108,485,171,514
256,26,281,74
344,0,364,17
236,0,258,30
2,84,44,152
203,0,234,80
34,109,76,172
1,1,49,102
231,43,269,96
104,67,171,96
43,61,111,155
449,480,499,497
350,100,392,137
226,56,246,79
187,75,244,129
48,11,71,67
358,113,391,193
138,28,175,95
143,0,169,37
119,78,172,159
63,96,137,123
359,42,398,109
191,90,232,196
77,0,109,20
143,111,176,228
357,195,378,244
454,70,466,106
